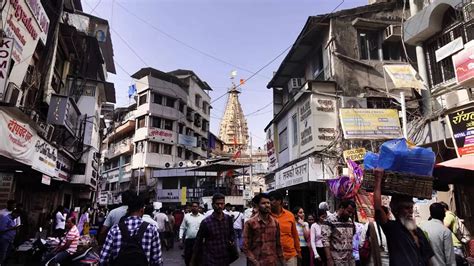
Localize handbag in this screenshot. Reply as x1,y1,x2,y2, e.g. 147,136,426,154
227,216,240,263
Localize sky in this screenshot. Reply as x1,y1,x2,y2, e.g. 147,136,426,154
83,0,368,148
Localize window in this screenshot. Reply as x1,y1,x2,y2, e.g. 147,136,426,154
195,94,201,108
166,97,175,108
153,93,162,104
137,116,146,128
163,178,179,189
180,178,194,188
139,93,147,106
164,119,173,130
382,42,403,61
202,102,209,114
279,128,288,152
178,123,184,134
179,102,185,112
135,141,145,153
148,142,160,153
177,147,183,158
163,144,172,155
292,114,298,146
124,155,132,164
358,30,380,60
152,117,162,128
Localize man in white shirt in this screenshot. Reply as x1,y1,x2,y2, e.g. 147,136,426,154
142,204,159,228
154,208,169,250
232,209,244,250
179,202,204,266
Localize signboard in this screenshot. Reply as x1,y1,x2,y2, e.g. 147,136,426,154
178,134,197,147
2,0,48,88
32,137,58,177
343,148,367,163
181,187,187,206
299,95,338,156
149,128,175,143
275,158,309,190
0,173,14,205
435,37,463,62
447,106,474,157
56,153,72,182
157,189,180,202
265,126,279,171
339,109,402,139
41,174,51,185
453,41,474,86
0,109,38,165
0,37,14,102
383,64,424,90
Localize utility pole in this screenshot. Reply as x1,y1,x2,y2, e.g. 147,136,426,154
249,134,253,198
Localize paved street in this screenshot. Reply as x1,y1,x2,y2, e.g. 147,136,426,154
162,244,246,266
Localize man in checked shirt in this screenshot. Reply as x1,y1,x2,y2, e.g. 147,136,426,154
100,194,163,266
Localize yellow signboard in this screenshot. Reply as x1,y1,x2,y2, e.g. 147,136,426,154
181,186,187,206
383,64,425,91
339,109,402,139
343,148,366,162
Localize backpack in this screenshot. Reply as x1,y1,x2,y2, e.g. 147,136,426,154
111,220,150,266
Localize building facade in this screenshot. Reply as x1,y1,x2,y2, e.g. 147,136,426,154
0,0,115,232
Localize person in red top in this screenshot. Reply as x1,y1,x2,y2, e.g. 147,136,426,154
173,208,185,241
269,191,301,266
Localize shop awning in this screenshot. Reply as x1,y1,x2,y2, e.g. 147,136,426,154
437,156,474,171
186,161,249,172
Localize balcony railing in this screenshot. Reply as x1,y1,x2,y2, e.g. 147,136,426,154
106,138,133,158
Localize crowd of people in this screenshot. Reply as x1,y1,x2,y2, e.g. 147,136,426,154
0,169,471,266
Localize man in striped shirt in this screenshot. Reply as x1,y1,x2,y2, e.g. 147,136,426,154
45,217,80,264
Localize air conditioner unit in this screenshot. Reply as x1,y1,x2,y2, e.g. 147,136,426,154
195,160,207,167
164,161,174,168
440,89,472,110
177,161,187,168
464,2,474,22
383,25,401,42
1,83,22,106
288,78,305,91
341,97,367,108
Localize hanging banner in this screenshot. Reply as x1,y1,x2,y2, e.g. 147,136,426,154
32,137,58,177
0,109,38,165
265,126,279,171
339,109,402,140
0,37,14,102
446,105,474,157
178,134,197,147
383,64,425,90
275,158,309,189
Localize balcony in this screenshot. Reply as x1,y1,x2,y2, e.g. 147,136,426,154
105,138,133,159
104,121,135,143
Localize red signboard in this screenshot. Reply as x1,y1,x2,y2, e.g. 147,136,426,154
453,42,474,85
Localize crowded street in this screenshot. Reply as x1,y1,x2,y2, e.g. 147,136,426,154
1,0,474,265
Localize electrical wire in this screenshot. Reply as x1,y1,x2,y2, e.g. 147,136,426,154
244,102,272,116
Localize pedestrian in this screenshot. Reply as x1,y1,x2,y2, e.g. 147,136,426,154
353,220,364,266
359,206,390,266
243,201,257,223
293,206,310,266
311,209,328,266
43,217,80,264
154,208,169,250
420,203,456,265
373,168,434,266
142,204,159,227
224,203,233,216
243,193,284,266
269,191,301,266
99,194,163,266
321,200,356,266
77,207,90,235
306,214,316,266
191,193,236,266
179,202,204,266
0,208,21,264
232,207,244,250
166,209,176,249
173,208,185,240
98,190,134,244
54,205,66,237
440,201,466,265
318,202,332,216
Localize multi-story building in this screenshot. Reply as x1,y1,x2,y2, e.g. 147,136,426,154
127,68,212,195
0,0,115,230
264,0,416,211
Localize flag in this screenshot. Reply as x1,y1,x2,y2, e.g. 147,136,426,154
240,79,245,85
128,84,137,98
231,70,237,77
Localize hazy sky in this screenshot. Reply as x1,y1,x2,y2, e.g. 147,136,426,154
83,0,368,148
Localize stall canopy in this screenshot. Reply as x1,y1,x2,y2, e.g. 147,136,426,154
437,156,474,171
186,161,249,172
433,157,474,187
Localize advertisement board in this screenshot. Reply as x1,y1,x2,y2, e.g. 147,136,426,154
0,37,14,102
447,106,474,157
149,128,175,143
343,148,367,163
299,95,338,156
178,134,197,147
339,109,402,139
383,64,424,90
265,126,279,171
275,158,309,190
453,41,474,86
0,109,38,165
157,189,180,202
32,137,58,177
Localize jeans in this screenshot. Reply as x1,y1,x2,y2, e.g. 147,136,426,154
184,238,196,266
234,229,243,249
0,239,12,265
45,250,71,265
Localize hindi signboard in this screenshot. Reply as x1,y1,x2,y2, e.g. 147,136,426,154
339,109,402,140
447,106,474,157
275,158,309,190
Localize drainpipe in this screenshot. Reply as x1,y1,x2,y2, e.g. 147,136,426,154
409,0,432,115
